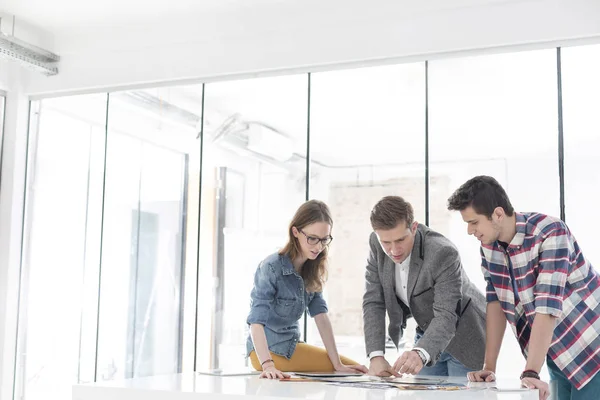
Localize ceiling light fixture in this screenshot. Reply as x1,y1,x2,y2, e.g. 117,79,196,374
0,16,59,76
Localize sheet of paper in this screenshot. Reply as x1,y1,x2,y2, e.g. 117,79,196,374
376,376,447,385
293,372,364,378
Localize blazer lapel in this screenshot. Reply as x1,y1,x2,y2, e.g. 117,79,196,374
407,228,424,301
382,255,396,298
382,253,410,323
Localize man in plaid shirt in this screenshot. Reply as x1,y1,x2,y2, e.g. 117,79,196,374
447,175,600,400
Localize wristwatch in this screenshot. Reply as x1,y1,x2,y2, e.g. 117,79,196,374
412,349,427,365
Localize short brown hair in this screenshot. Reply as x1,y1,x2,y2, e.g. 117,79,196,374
447,175,514,218
370,196,414,230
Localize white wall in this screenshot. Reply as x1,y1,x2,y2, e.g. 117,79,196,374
25,0,600,96
0,62,8,91
1,61,25,92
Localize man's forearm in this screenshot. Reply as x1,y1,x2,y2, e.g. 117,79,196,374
525,313,556,373
483,301,507,371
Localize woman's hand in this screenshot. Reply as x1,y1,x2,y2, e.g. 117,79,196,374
259,362,290,379
334,362,369,374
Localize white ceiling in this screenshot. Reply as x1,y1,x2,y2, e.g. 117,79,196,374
0,0,271,32
1,0,522,34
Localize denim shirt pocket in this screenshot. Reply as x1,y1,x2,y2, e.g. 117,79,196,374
274,297,303,320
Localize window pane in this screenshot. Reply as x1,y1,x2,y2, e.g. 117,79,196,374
200,75,308,370
562,44,600,267
16,94,108,400
309,64,426,363
95,87,201,380
429,49,560,379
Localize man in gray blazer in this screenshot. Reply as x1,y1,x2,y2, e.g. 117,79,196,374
363,196,486,377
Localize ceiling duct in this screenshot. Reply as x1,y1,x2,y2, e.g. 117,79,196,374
0,33,60,76
0,16,60,76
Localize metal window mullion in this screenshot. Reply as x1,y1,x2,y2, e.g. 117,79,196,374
556,47,566,222
93,93,111,382
302,73,312,342
12,99,36,400
193,84,205,372
424,61,430,226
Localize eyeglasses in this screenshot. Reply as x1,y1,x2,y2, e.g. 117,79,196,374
299,229,333,246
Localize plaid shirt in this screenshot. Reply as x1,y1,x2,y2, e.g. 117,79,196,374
481,212,600,389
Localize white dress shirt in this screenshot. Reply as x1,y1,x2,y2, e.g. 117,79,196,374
394,254,411,306
368,253,431,364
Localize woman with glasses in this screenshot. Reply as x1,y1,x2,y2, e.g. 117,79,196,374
246,200,368,379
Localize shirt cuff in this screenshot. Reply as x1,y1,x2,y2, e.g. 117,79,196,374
368,350,385,360
413,347,431,364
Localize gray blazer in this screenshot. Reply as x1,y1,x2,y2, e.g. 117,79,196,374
363,224,486,370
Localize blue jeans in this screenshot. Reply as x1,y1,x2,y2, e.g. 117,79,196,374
547,356,600,400
414,331,473,377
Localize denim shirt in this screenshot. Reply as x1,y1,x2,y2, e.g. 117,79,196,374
246,252,329,359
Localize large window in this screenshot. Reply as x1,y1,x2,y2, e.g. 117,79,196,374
562,44,600,267
16,94,108,400
309,64,426,362
429,49,560,379
16,87,202,400
199,75,308,371
95,87,200,381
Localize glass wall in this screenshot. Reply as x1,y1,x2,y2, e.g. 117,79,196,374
16,94,108,400
95,87,201,380
199,75,308,371
309,64,426,362
429,49,561,293
562,44,600,267
16,86,202,400
429,49,560,379
14,42,600,399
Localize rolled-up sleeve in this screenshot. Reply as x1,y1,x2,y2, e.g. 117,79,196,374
246,262,277,326
308,291,328,317
535,226,569,318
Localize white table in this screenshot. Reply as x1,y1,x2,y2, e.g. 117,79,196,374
73,373,539,400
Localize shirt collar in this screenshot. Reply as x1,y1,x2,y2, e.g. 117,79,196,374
396,253,412,268
510,212,527,247
280,254,296,275
494,212,526,250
